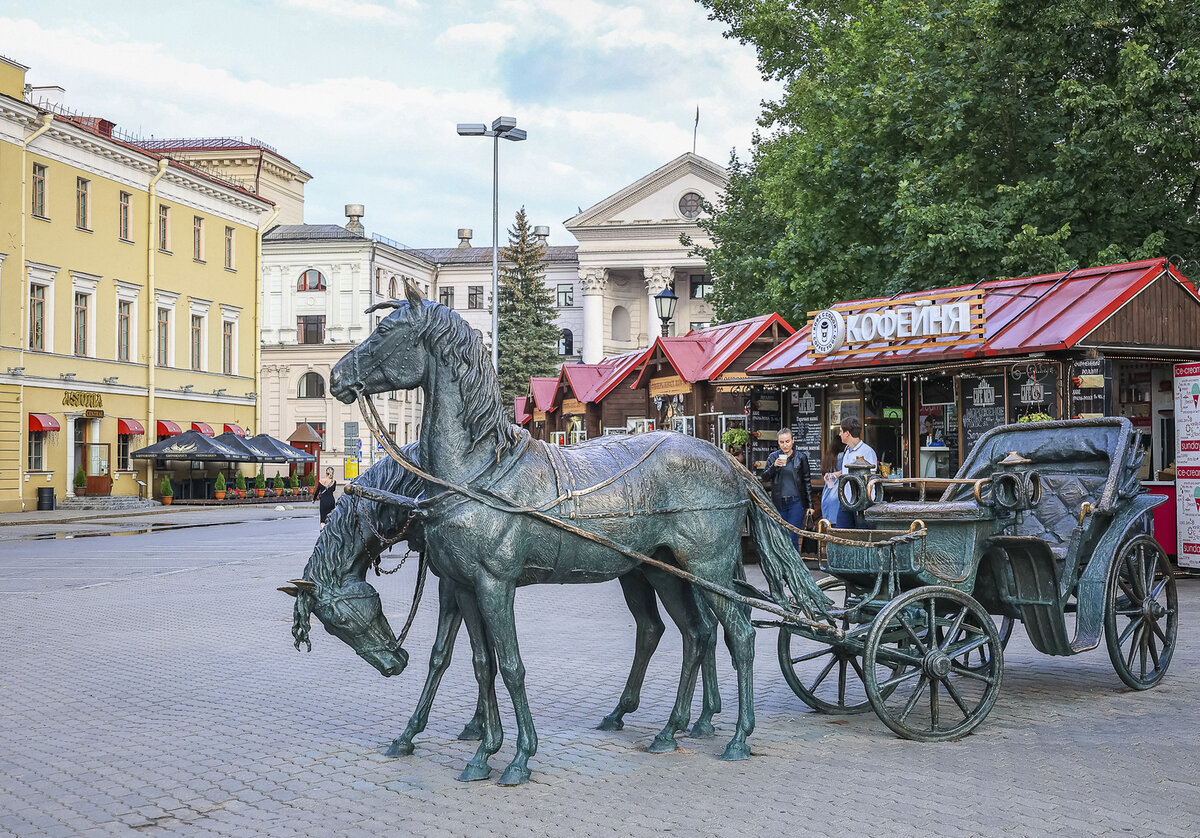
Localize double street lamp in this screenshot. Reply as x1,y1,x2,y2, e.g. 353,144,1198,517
456,117,527,372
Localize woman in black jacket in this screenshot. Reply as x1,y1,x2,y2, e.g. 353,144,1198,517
760,428,812,550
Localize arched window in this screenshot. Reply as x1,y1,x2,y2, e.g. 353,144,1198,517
297,269,326,291
298,371,325,398
611,306,630,342
558,328,574,356
388,277,398,299
678,191,703,219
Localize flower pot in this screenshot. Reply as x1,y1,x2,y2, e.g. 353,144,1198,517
162,496,173,506
255,489,265,498
215,490,226,500
74,485,86,497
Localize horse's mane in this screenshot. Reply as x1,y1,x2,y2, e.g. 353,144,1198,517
416,301,521,459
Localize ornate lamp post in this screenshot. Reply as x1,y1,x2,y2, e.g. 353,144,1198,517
456,117,528,372
653,286,678,338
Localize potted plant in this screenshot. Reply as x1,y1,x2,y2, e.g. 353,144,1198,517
214,472,227,501
304,471,316,496
233,471,246,499
1017,412,1054,423
74,464,87,496
160,475,173,505
254,469,266,498
272,474,285,496
721,427,751,464
289,473,300,496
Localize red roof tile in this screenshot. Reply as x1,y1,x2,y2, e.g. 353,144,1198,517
514,396,530,425
528,377,559,413
632,313,795,387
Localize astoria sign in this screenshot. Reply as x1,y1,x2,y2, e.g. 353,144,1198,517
809,296,981,356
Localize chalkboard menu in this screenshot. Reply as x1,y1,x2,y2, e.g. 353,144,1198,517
790,387,824,472
1069,356,1111,418
962,373,1008,453
1007,363,1060,423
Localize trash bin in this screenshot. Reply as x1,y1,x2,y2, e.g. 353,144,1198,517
36,486,55,511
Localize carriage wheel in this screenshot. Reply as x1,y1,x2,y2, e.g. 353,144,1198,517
1104,535,1178,690
864,586,1003,742
777,577,904,715
943,614,1014,673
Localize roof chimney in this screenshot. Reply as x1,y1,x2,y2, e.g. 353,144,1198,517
533,225,550,244
345,204,365,235
457,228,473,248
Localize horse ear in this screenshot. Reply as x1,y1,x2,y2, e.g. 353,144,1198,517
278,586,299,597
404,279,424,311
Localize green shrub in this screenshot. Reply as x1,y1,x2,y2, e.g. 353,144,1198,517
74,465,86,487
214,472,226,491
289,473,299,488
304,472,316,487
254,469,266,489
1017,412,1054,423
721,428,751,449
235,472,247,491
160,475,173,496
273,474,285,490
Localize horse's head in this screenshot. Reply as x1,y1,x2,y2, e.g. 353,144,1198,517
331,280,429,403
281,561,409,677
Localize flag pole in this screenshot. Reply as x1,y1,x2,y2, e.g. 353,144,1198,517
693,105,699,154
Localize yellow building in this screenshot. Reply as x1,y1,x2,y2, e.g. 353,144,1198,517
0,56,275,511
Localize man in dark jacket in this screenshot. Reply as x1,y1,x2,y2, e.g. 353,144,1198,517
760,428,812,550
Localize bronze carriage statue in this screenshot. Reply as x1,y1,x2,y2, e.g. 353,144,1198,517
283,282,1178,782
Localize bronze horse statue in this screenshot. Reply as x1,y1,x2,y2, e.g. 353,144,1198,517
299,281,825,785
286,446,724,759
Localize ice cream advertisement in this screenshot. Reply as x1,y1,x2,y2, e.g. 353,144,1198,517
1176,363,1200,568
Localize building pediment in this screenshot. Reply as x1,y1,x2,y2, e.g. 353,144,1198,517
564,153,727,233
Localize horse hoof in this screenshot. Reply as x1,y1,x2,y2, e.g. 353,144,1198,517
648,732,678,754
458,722,484,741
384,739,414,757
457,761,492,782
689,719,716,739
597,714,624,732
718,741,751,761
498,764,531,786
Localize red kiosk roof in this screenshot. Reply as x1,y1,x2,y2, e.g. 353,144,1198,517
514,397,531,425
528,377,559,413
558,364,610,403
748,259,1191,375
586,349,653,402
632,313,795,388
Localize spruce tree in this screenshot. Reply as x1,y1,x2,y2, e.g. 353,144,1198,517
496,207,561,417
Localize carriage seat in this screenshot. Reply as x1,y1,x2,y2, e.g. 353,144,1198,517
1010,473,1108,562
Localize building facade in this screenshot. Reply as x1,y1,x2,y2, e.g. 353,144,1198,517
0,56,274,511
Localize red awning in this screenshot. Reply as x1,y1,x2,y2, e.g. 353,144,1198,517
223,423,246,437
192,422,215,437
117,418,145,435
29,413,60,432
156,420,182,437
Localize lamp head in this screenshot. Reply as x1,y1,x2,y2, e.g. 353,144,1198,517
654,286,678,323
456,123,487,136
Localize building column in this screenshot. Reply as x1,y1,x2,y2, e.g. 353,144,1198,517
643,266,674,338
579,267,608,363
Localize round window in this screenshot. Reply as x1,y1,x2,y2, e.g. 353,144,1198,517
678,192,703,219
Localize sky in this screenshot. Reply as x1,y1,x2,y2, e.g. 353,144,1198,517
1,0,778,249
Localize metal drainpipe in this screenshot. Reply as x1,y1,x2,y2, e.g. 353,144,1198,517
255,206,279,441
17,113,54,510
145,158,169,497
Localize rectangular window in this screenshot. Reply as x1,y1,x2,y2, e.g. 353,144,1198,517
193,216,204,261
29,285,45,351
74,292,89,356
76,177,90,229
28,431,45,470
117,300,131,362
468,286,484,309
690,321,712,332
557,284,574,307
156,307,170,366
31,163,47,218
388,423,397,442
222,321,233,374
689,274,711,300
438,287,454,308
297,315,325,345
191,314,203,370
224,226,235,269
404,422,411,444
117,435,132,470
308,422,326,450
119,191,132,241
158,205,170,252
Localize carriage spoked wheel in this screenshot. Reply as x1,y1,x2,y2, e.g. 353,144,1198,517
863,586,1003,742
1104,534,1178,690
941,614,1014,673
777,577,906,715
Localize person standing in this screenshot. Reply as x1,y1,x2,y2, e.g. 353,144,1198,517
830,416,877,528
761,428,813,550
314,466,338,528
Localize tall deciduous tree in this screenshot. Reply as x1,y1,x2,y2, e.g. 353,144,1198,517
695,0,1200,325
497,207,561,416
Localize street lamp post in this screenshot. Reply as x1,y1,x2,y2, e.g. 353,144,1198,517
654,286,678,338
456,117,527,372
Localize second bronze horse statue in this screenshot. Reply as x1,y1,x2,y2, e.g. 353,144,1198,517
290,281,827,785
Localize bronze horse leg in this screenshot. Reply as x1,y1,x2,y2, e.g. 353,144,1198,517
598,572,666,731
455,585,504,782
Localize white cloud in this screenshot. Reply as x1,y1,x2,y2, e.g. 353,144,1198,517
275,0,415,24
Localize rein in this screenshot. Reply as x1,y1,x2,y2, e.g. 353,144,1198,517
347,491,428,648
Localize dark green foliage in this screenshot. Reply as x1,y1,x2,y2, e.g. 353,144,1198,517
695,0,1200,324
159,475,172,497
497,207,562,417
254,469,266,490
235,471,247,491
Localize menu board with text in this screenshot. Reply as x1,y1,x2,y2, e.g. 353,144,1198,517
789,388,824,473
1175,362,1200,569
962,374,1008,454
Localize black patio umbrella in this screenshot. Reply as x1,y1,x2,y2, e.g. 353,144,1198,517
214,432,289,463
131,430,253,461
248,434,317,463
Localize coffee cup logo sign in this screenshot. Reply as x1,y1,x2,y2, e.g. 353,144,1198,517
796,390,816,414
1020,378,1045,404
809,299,974,355
972,379,997,407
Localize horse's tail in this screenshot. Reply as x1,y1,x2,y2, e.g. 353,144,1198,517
742,469,831,618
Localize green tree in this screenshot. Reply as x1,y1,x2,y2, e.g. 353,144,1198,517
496,207,562,416
695,0,1200,325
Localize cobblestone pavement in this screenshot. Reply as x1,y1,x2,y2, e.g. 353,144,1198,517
1,513,1197,837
